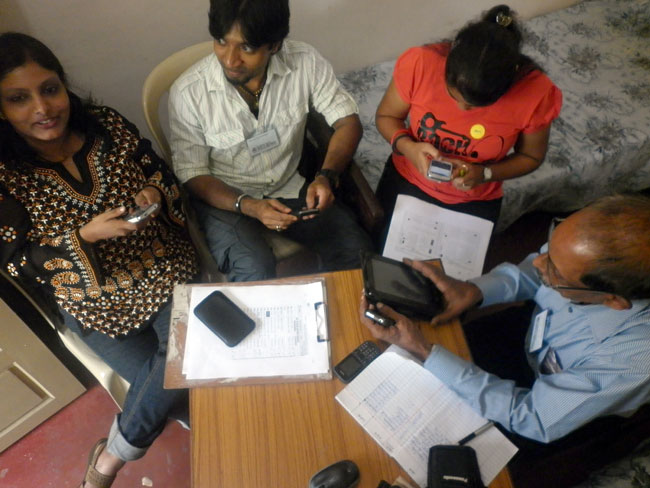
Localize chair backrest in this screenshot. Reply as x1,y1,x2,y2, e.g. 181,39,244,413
142,41,214,161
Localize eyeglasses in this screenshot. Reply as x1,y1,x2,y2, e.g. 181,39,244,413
543,217,610,295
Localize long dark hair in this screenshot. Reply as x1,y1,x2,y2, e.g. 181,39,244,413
445,5,541,107
0,32,102,166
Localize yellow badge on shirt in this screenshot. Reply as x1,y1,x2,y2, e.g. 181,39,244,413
470,124,486,139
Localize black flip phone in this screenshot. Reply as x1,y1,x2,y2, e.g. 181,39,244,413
427,445,485,488
334,341,381,383
193,291,255,347
361,252,444,319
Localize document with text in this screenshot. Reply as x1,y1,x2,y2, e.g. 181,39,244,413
182,280,330,382
336,346,517,487
383,195,493,280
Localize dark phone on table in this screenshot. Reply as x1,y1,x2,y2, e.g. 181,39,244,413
334,341,381,383
123,202,160,223
361,252,444,318
193,291,255,347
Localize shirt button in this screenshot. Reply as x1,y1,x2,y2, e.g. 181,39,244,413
568,306,573,313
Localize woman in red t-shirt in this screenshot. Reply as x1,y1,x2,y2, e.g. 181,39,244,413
375,4,562,234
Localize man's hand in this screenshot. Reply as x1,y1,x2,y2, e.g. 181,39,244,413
359,294,433,362
79,207,139,243
406,259,483,325
305,176,335,211
241,197,298,231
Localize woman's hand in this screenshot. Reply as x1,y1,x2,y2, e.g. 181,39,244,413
399,140,442,177
79,207,139,243
133,186,162,217
451,162,485,191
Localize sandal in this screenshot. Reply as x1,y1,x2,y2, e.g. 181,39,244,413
80,438,116,488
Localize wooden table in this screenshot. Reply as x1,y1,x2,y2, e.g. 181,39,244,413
166,269,513,488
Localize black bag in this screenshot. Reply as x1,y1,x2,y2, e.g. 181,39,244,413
427,445,485,488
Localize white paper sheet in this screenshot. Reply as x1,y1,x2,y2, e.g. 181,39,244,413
336,345,517,487
182,282,330,381
383,195,493,280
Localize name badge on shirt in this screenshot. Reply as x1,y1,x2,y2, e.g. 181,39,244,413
246,128,279,157
529,309,549,352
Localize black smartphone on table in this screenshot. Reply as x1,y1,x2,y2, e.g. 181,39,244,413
193,291,255,347
361,252,444,319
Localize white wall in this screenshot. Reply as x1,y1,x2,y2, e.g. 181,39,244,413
1,0,578,146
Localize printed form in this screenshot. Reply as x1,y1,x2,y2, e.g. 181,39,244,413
336,346,517,487
183,281,330,381
383,195,493,280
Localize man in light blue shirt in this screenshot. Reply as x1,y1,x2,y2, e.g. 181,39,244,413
360,194,650,444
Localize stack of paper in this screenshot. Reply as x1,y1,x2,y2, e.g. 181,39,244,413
183,281,330,382
336,346,517,487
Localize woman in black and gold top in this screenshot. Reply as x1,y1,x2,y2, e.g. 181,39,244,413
0,33,197,487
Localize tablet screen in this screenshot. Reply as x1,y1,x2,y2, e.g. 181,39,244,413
370,258,434,304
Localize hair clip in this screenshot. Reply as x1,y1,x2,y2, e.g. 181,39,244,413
496,12,513,27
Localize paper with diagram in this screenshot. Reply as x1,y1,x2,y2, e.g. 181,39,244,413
383,194,493,280
336,345,517,487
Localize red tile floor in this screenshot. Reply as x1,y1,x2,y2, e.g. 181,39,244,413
0,383,191,488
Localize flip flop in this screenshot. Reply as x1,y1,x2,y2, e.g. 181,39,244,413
80,438,116,488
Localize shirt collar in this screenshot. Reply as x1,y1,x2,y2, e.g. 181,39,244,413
205,45,291,93
575,298,650,343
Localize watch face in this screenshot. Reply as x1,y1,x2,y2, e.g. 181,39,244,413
483,167,493,181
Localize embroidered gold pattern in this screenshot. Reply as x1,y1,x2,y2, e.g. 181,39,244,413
44,258,74,270
51,271,81,287
2,226,17,242
0,107,196,336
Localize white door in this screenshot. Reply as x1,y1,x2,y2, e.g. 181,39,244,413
0,297,85,452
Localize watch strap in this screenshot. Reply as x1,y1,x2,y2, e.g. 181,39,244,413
315,169,340,189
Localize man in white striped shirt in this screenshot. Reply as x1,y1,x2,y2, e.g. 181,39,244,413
169,0,372,281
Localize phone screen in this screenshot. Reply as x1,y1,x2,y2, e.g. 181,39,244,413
427,160,453,180
369,258,433,304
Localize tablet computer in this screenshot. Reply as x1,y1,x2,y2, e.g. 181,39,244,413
361,252,444,318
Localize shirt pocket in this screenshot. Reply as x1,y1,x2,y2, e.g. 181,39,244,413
272,101,309,129
204,129,246,165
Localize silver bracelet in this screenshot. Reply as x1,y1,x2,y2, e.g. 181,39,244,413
234,193,251,213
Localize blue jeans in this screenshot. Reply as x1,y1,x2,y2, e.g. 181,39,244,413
193,197,373,282
62,303,188,461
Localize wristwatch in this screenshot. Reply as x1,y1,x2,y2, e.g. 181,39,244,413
482,166,493,182
315,169,340,189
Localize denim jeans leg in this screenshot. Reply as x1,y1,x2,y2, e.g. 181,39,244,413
62,304,189,461
191,197,276,281
283,200,373,271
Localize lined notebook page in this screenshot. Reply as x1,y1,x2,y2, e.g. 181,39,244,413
336,346,517,486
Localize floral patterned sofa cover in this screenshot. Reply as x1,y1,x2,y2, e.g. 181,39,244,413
339,0,650,231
